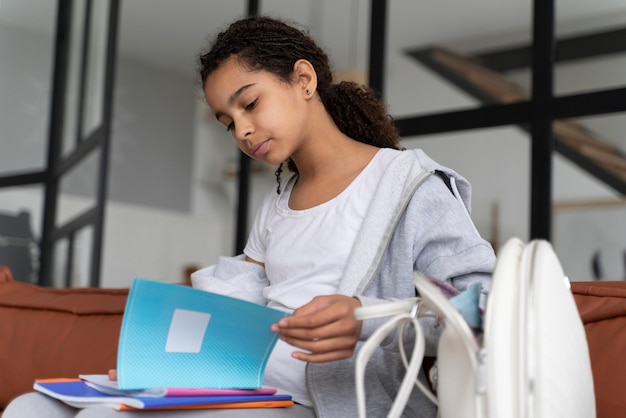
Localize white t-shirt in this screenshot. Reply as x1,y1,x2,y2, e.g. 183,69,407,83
244,148,399,405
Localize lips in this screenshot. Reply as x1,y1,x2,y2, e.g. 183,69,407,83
252,140,270,158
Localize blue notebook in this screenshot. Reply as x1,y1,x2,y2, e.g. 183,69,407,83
34,379,293,410
117,278,290,390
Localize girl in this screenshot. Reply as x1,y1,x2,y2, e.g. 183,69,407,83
4,15,495,418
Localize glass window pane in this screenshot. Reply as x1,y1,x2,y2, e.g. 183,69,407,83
56,148,100,228
554,204,626,281
52,237,68,288
51,228,93,288
82,0,111,139
387,1,533,117
73,225,94,287
0,0,57,175
555,2,626,95
60,0,86,157
555,53,626,96
0,185,42,284
554,113,626,200
553,112,626,281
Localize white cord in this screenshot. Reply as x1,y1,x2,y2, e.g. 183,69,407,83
398,322,439,405
355,300,438,417
354,298,418,320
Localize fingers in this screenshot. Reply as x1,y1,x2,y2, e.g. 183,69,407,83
280,295,360,330
292,345,357,363
285,334,358,363
272,295,363,363
276,313,356,341
108,369,118,381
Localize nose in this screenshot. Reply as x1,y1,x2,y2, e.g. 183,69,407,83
234,118,254,142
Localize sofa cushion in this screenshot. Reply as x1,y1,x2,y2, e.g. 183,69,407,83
572,281,626,418
0,268,128,410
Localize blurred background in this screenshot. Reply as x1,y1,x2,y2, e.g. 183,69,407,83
1,0,625,287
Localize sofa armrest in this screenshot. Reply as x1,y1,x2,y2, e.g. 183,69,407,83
572,281,626,418
0,268,128,410
0,265,13,284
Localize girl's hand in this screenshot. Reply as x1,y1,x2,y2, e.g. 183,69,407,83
108,369,118,381
271,295,362,363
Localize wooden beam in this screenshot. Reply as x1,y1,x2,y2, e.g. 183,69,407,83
418,46,626,194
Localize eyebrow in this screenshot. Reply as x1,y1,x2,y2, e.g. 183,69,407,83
214,83,255,121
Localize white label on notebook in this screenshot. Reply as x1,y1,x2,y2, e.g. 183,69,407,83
165,309,211,353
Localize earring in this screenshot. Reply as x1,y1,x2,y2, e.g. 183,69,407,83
306,89,311,95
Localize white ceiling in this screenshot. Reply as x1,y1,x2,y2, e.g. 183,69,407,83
2,0,626,79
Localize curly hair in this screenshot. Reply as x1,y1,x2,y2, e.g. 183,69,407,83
198,16,400,189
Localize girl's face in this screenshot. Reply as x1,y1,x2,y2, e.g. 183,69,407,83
203,57,308,165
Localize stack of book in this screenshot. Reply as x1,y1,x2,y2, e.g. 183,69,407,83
35,376,293,410
34,278,293,411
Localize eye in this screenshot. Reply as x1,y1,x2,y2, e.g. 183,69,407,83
226,122,234,132
245,98,258,111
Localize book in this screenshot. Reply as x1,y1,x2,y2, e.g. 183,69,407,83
33,278,294,410
79,374,279,398
116,278,290,390
34,379,293,410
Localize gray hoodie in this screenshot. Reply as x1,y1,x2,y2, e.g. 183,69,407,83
192,149,495,417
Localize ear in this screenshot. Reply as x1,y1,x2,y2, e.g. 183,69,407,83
293,59,317,99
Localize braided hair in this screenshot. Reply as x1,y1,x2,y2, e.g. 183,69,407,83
198,16,400,191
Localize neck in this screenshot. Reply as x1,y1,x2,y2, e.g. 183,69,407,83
290,105,378,182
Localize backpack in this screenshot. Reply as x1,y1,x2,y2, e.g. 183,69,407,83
354,237,595,417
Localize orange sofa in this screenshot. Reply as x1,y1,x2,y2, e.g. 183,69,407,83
0,265,625,417
0,266,128,414
571,281,626,418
